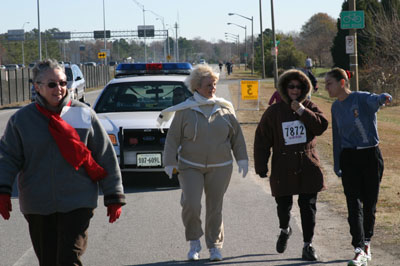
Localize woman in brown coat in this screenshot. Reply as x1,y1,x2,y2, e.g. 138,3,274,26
254,69,328,261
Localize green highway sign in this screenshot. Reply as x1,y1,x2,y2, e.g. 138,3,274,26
340,11,365,29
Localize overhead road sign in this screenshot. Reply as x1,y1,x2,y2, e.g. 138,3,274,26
52,31,71,40
340,11,365,29
7,29,25,41
138,25,155,37
94,30,111,39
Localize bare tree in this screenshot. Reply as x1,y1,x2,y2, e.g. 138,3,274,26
297,13,337,67
359,8,400,102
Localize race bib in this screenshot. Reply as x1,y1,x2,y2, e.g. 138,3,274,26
60,106,91,129
282,120,307,145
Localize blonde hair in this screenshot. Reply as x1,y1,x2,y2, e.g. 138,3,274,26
185,64,219,93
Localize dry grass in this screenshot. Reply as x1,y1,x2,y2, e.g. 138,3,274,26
227,68,400,257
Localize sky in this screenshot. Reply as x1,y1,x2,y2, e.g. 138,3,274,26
0,0,345,43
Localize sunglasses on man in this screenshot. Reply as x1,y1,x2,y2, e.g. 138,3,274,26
37,81,68,88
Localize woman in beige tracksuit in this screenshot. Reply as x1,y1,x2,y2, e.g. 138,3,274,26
162,64,248,261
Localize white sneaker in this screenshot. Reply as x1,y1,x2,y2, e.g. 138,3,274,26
364,241,371,261
187,240,201,261
209,247,223,261
348,247,368,266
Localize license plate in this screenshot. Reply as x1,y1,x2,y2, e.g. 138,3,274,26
137,153,162,167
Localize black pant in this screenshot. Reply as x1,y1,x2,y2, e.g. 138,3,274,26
340,146,384,249
275,193,317,243
24,208,94,266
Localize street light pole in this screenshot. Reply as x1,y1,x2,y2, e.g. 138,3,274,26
21,22,30,66
155,17,167,62
259,0,266,78
228,13,254,75
37,0,42,61
227,22,247,71
175,22,179,62
225,32,240,67
271,0,279,88
102,0,107,66
132,0,147,62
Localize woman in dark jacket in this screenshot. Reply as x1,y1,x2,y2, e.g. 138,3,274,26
254,69,328,261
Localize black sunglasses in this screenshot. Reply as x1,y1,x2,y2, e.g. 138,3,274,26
287,84,303,90
37,81,68,88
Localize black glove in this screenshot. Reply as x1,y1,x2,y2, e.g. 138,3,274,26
258,172,268,178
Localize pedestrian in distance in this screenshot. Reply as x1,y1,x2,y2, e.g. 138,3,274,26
158,64,248,261
225,61,232,75
305,56,313,70
325,67,392,266
0,59,126,266
254,69,328,261
218,62,223,72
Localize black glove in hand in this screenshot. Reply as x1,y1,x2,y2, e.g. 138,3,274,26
258,172,268,178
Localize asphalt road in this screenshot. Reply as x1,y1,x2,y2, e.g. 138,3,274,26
0,69,397,265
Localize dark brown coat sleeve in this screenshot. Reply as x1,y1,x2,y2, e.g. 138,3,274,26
254,109,273,176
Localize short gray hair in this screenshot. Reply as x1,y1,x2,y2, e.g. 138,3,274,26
185,64,219,93
32,59,65,83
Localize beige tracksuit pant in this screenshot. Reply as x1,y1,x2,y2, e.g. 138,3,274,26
178,164,233,249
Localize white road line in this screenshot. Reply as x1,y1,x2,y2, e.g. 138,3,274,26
12,247,37,266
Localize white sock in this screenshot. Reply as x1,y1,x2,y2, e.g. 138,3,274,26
281,227,290,234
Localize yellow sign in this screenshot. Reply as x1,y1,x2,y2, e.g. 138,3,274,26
166,54,172,61
240,80,259,100
98,52,106,59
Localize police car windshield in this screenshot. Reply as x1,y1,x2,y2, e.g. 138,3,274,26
94,81,192,113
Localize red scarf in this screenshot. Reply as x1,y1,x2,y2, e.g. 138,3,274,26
35,102,107,182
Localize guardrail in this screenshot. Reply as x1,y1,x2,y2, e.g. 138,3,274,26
0,65,115,107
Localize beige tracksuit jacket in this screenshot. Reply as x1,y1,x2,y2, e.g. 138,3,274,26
164,104,248,169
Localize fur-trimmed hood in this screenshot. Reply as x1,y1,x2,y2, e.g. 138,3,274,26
277,69,312,104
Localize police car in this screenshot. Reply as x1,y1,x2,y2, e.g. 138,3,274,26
93,62,193,174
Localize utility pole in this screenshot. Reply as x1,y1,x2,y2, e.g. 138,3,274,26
259,0,266,79
103,0,107,66
37,0,42,61
175,22,179,62
271,0,279,88
349,0,359,91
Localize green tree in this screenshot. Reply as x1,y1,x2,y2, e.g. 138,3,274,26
254,29,306,76
298,13,337,67
331,0,382,69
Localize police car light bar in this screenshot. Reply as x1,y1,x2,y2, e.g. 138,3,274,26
116,62,192,77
